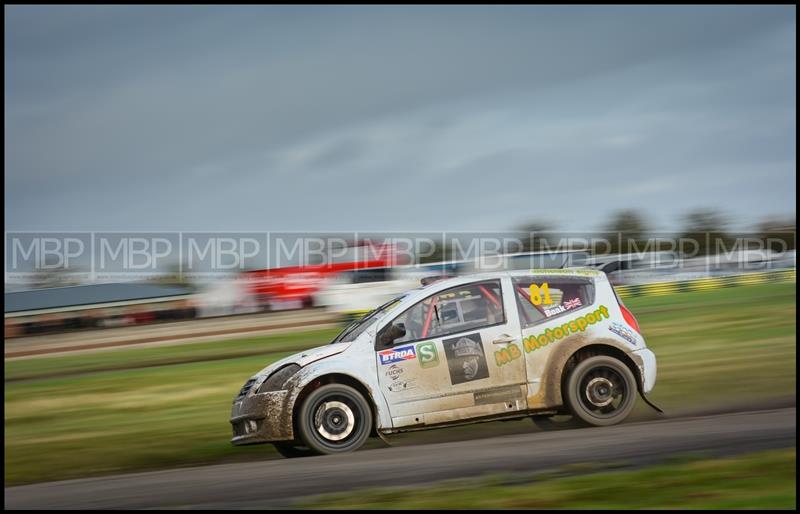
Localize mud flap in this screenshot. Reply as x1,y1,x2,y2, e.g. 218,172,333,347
376,430,393,447
640,391,664,414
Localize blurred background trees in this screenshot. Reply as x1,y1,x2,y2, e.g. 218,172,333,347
512,208,794,260
517,221,559,253
756,217,796,252
678,209,734,256
603,210,650,255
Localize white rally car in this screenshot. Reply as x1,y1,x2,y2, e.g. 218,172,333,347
230,269,658,457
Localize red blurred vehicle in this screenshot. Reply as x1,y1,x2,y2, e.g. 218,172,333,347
242,241,406,310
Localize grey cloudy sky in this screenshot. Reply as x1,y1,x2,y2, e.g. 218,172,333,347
4,5,796,232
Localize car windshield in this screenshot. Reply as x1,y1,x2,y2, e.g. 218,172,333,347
331,294,406,344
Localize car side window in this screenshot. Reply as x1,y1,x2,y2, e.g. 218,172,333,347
383,280,505,345
512,276,594,329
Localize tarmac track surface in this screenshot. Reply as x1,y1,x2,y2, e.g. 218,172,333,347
4,407,796,509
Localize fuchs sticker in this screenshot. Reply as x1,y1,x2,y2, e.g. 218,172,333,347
379,345,417,365
384,364,404,381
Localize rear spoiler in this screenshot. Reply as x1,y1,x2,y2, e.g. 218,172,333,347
598,260,623,274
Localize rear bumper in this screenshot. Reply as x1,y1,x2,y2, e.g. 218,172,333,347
632,348,657,393
230,390,294,445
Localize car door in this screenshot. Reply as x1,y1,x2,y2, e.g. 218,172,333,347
510,274,598,409
375,278,528,428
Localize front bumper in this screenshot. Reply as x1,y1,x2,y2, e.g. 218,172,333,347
230,390,294,445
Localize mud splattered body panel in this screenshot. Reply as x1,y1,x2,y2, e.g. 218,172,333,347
230,391,293,443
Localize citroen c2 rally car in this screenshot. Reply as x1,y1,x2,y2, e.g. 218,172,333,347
230,269,658,457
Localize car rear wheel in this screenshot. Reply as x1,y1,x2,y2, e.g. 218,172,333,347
564,355,637,427
297,383,373,455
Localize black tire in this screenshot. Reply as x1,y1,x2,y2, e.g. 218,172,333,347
296,383,373,455
564,355,637,427
272,442,317,459
531,414,588,431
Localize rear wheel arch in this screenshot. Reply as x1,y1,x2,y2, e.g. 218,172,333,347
540,338,643,410
562,353,638,426
561,344,643,394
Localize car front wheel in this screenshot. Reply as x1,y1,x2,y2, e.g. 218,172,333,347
564,355,637,427
296,383,373,455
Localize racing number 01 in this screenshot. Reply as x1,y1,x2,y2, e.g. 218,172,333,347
529,282,552,305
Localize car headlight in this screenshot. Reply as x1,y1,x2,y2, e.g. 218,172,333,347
257,364,301,393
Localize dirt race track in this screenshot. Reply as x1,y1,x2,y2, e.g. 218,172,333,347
5,406,795,509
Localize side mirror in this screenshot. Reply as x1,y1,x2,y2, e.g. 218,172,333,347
379,322,406,347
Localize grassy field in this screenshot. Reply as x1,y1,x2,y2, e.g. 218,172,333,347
4,282,796,485
298,448,797,509
626,282,796,410
4,328,342,382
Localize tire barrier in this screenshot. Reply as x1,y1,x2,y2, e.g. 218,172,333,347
614,268,796,299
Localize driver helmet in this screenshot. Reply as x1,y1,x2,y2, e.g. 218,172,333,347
453,337,483,358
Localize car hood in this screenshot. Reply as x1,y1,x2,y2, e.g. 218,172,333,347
254,341,352,378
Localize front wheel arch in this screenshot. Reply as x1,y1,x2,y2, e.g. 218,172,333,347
295,382,373,454
292,373,380,440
